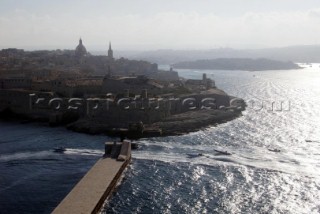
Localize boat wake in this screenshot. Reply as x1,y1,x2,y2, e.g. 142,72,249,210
63,148,104,156
132,140,320,178
0,151,53,162
0,148,104,162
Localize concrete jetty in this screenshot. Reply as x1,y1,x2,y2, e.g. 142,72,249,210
52,141,131,214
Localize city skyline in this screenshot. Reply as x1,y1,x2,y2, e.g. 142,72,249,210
1,0,320,50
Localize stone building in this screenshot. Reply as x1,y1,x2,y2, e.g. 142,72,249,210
102,75,163,96
32,78,102,97
0,78,32,90
108,42,113,60
75,38,87,57
185,73,215,91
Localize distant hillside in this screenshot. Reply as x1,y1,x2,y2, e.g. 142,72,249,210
124,45,320,64
172,58,301,71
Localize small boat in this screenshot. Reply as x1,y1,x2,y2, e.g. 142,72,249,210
53,147,66,153
268,148,281,153
187,153,203,158
214,149,232,155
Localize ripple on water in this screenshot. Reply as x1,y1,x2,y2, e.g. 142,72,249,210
2,67,320,213
103,159,320,214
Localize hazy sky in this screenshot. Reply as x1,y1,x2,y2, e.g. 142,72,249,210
1,0,320,50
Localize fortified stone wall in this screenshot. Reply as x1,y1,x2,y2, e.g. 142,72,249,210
149,70,180,81
102,78,163,95
0,89,54,115
0,78,32,90
87,98,171,125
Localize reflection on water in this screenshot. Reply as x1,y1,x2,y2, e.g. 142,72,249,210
103,65,320,214
1,64,320,213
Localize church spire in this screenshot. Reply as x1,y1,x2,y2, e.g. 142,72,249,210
79,37,82,45
108,41,113,60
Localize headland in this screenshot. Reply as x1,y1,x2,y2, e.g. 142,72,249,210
0,40,245,138
173,58,301,71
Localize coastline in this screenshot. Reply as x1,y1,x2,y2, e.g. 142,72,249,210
0,91,246,138
65,107,244,137
154,108,243,136
0,105,244,138
172,58,302,71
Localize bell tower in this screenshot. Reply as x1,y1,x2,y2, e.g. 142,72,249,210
108,42,113,60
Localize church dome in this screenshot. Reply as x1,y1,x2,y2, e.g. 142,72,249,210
75,38,87,57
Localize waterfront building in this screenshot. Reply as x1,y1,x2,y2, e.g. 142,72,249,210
0,78,32,90
185,73,215,91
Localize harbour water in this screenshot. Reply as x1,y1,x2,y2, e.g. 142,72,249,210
1,64,320,213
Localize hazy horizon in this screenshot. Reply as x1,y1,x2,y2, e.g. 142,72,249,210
2,44,320,53
1,0,320,51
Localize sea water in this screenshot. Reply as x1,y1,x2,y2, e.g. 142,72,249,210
1,64,320,213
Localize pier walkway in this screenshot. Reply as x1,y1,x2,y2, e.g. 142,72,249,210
52,141,131,214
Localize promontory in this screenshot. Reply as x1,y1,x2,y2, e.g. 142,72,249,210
0,40,246,138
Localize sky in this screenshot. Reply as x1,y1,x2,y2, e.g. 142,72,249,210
1,0,320,50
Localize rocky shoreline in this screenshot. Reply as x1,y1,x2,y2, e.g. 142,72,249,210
0,107,244,138
66,108,244,138
154,108,243,136
0,91,245,139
